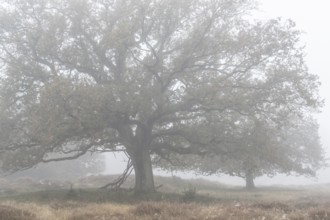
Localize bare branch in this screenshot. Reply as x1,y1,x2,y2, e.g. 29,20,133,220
99,158,133,189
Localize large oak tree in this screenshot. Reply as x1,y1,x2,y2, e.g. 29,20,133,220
0,0,321,192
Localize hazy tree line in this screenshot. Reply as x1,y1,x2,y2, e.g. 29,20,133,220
0,0,324,192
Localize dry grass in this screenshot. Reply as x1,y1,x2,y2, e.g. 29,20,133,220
0,199,330,220
0,204,35,220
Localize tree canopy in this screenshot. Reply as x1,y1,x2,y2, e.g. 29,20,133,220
0,0,322,192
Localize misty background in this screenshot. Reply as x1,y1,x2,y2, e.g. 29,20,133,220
102,0,330,186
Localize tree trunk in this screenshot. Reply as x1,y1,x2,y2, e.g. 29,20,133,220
245,170,255,190
129,147,155,193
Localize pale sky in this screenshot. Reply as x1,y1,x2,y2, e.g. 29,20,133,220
106,0,330,186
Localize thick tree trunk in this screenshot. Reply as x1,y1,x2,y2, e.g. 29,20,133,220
245,170,255,190
129,147,155,193
117,123,154,193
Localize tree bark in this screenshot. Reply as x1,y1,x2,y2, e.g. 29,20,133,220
129,147,155,193
245,170,255,190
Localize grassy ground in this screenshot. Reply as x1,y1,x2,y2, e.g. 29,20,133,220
1,198,330,220
1,175,330,219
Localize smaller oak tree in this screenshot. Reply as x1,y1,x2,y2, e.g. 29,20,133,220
185,116,325,189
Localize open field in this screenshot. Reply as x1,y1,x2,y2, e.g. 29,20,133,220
1,175,330,219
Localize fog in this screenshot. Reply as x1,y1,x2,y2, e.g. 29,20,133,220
104,0,330,186
3,2,330,219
